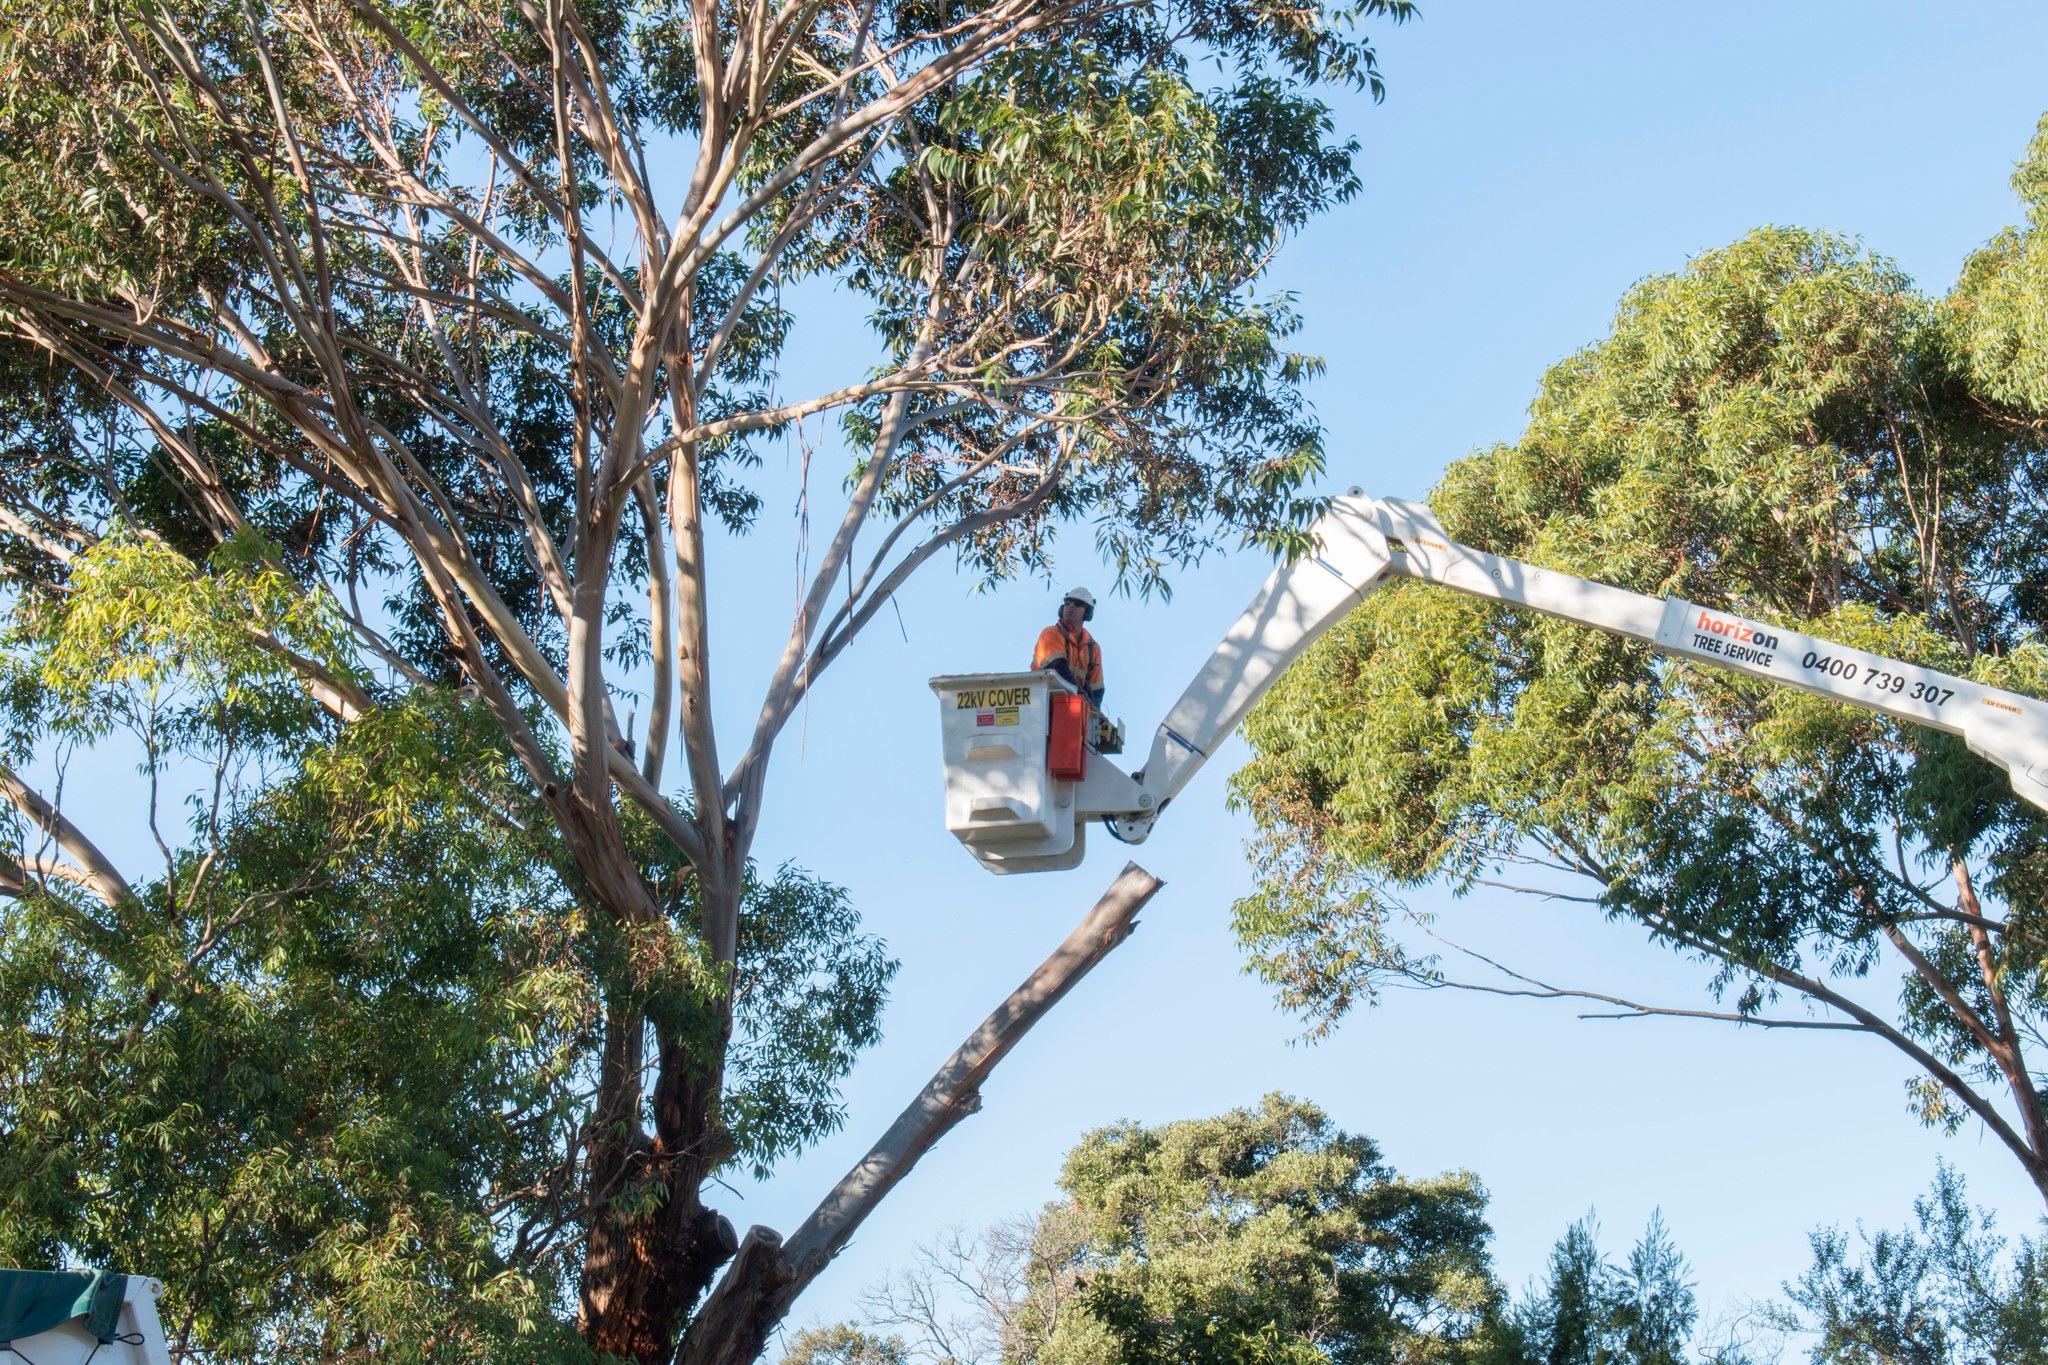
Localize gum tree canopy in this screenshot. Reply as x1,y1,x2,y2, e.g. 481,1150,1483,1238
968,1094,1501,1364
0,0,1408,1357
1232,116,2048,1204
792,1093,1502,1365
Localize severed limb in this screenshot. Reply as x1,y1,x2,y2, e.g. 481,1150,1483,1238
675,862,1163,1365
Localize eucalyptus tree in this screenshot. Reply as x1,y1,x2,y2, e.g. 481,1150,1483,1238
806,1094,1504,1365
0,0,1410,1357
1953,114,2048,420
1231,121,2048,1206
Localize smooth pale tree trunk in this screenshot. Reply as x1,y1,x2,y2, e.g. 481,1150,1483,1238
677,862,1165,1365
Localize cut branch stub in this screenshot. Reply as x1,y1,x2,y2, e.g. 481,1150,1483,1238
675,861,1164,1365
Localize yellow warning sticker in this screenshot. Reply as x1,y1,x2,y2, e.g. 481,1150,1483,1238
994,706,1020,726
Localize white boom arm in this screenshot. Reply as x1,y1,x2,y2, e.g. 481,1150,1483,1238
932,492,2048,873
1098,493,2048,845
1110,496,1398,827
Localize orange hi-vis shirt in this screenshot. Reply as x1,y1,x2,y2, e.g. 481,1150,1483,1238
1033,621,1103,692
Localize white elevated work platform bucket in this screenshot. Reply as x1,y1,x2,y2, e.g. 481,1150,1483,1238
929,670,1086,873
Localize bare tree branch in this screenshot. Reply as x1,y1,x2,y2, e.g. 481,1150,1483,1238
1415,929,1872,1031
0,763,136,909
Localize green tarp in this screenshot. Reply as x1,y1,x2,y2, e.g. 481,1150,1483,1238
0,1269,129,1344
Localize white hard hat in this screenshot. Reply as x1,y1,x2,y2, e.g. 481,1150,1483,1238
1062,586,1096,621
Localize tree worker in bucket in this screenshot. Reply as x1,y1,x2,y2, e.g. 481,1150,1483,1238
1034,588,1104,708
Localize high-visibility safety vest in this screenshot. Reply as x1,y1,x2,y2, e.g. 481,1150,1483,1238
1033,622,1103,692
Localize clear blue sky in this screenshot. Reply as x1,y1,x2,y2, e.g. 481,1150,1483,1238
702,0,2048,1350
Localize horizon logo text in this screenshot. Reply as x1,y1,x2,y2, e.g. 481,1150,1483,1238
1694,611,1781,650
1689,611,1780,666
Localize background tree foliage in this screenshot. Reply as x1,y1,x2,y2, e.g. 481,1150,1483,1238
1775,1166,2048,1365
1952,117,2048,422
1231,114,2048,1204
790,1111,2048,1365
1483,1214,1734,1365
0,0,1413,1355
780,1323,915,1365
798,1094,1504,1365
